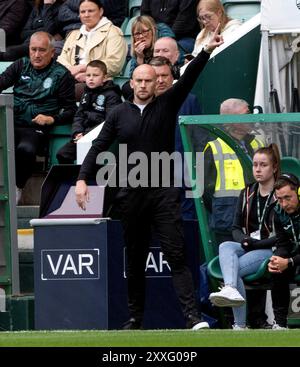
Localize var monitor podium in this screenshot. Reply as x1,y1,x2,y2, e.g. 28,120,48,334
32,165,201,330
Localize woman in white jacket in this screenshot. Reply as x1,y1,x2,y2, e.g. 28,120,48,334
57,0,127,82
191,0,241,57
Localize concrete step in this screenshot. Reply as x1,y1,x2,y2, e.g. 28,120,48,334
18,172,46,206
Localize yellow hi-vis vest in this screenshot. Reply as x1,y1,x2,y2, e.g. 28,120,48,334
205,137,264,198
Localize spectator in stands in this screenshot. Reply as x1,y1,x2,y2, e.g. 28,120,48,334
122,15,175,99
268,173,300,329
191,0,241,58
153,37,181,79
141,0,200,55
75,27,223,330
57,0,127,82
149,55,209,219
0,0,31,47
57,0,126,34
0,31,76,204
209,144,281,330
56,60,122,164
0,0,63,61
129,16,175,76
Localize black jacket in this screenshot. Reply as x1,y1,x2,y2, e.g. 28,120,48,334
78,49,210,182
0,0,31,45
232,182,277,250
21,2,62,42
72,80,122,138
141,0,200,39
274,205,300,266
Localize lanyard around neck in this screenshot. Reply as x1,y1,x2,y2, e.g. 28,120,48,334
257,187,272,231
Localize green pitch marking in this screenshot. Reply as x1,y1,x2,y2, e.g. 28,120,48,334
0,329,299,347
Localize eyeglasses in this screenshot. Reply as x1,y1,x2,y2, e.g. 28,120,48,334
133,29,151,38
197,13,214,24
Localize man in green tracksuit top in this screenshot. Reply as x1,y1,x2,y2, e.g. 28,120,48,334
0,31,76,203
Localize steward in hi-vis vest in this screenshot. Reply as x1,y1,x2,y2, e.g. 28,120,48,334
204,133,264,242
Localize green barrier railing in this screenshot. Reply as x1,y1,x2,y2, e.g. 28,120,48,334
180,112,300,261
180,112,300,326
0,94,20,299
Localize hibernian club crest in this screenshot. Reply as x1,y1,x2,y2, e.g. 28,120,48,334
94,94,105,111
43,77,53,89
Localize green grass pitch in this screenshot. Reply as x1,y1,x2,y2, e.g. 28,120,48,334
0,329,300,347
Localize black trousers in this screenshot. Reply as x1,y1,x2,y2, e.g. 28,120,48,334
246,289,268,327
271,267,294,327
14,127,47,188
116,187,199,322
56,140,76,164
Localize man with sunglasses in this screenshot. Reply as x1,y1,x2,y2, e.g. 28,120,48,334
268,173,300,329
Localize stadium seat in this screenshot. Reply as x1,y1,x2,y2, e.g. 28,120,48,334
0,62,13,93
121,17,129,33
280,156,300,179
223,1,261,23
121,59,131,78
207,255,270,283
113,60,131,89
124,16,137,45
48,125,72,167
128,0,142,18
0,28,5,52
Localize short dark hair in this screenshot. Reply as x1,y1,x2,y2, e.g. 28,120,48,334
86,60,107,74
274,173,299,192
149,56,175,78
79,0,103,9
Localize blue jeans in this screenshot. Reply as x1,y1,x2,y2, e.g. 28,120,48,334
219,241,272,327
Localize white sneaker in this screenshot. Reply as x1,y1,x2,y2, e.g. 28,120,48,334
209,285,245,307
16,187,22,205
272,323,288,330
191,321,210,330
186,314,210,330
232,324,248,331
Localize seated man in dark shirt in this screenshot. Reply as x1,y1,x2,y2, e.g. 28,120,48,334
269,173,300,329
